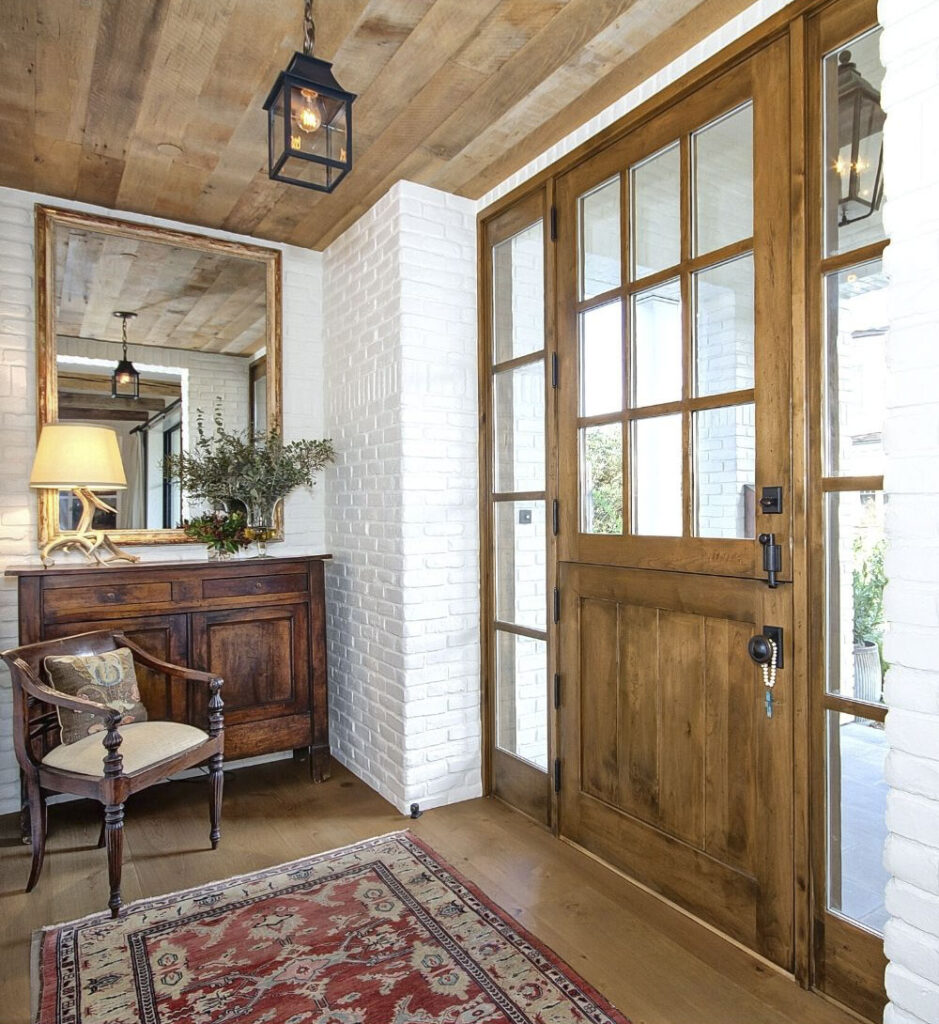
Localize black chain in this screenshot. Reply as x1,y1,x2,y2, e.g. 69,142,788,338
302,0,315,55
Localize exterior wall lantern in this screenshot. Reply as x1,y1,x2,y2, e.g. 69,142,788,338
835,49,885,226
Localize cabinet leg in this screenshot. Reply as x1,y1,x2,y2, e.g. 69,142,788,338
310,745,330,783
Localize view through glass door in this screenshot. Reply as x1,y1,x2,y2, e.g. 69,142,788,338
554,39,796,968
481,190,551,823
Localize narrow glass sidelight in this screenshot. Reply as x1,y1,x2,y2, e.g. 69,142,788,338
492,221,545,364
823,27,885,257
493,362,545,493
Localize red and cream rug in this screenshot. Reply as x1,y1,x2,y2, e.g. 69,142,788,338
32,830,629,1024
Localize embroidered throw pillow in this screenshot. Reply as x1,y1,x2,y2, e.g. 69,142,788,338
43,647,148,745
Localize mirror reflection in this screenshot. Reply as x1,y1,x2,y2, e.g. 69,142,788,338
41,209,280,542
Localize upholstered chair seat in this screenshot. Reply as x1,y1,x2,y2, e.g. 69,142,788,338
1,629,224,918
41,721,210,777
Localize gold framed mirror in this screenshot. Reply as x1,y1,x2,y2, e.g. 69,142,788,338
35,204,283,548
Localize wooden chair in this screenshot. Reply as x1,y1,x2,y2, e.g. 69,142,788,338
1,629,224,917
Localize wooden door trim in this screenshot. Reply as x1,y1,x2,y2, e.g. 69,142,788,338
803,0,887,1018
477,184,554,822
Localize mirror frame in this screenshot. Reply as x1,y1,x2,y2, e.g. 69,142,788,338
35,204,283,547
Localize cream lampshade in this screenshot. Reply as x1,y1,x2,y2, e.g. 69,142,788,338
30,424,138,566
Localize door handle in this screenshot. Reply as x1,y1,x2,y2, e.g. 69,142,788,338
758,533,781,588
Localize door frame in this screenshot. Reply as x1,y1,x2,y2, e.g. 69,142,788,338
477,0,885,1007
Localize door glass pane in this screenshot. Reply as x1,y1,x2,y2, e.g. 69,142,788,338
580,301,623,416
827,711,889,933
694,254,754,397
632,414,682,536
694,404,755,539
492,221,544,363
630,142,680,280
693,103,753,255
825,491,886,703
493,362,545,492
494,501,546,630
632,279,682,408
581,423,622,535
496,630,548,770
824,260,887,477
580,177,621,300
823,28,885,257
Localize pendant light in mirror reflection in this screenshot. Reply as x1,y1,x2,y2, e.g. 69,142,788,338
111,311,140,399
263,0,356,193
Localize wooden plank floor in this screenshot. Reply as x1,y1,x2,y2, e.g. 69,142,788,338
0,758,859,1024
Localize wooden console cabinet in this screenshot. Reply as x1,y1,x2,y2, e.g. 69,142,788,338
6,555,331,780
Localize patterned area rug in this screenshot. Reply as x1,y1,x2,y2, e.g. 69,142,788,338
32,830,629,1024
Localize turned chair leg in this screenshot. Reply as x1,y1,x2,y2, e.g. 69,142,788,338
24,773,47,893
104,802,125,918
209,754,223,850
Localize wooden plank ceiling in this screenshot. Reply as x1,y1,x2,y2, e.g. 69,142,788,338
55,227,267,356
0,0,752,251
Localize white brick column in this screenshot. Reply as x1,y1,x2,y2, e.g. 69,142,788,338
880,3,939,1022
324,181,481,814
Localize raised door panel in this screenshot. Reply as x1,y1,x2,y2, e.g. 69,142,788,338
42,614,188,722
190,603,312,760
559,561,793,966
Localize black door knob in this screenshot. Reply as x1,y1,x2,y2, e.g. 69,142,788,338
748,634,772,665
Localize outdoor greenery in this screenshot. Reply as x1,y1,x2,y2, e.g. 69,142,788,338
585,428,623,534
853,536,887,672
163,403,335,527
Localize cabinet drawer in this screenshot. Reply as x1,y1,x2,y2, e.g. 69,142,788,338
202,572,308,600
43,582,173,621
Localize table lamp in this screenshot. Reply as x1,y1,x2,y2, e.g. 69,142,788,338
29,424,139,566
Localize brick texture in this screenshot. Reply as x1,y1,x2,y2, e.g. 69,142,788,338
879,0,939,1020
323,181,481,815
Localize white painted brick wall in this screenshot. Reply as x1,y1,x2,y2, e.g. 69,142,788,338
0,186,326,816
323,180,481,815
880,1,939,1021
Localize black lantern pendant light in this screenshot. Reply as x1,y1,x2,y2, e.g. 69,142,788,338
263,0,356,193
835,49,885,226
111,311,140,400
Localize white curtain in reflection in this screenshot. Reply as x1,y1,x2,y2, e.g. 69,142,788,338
116,428,144,529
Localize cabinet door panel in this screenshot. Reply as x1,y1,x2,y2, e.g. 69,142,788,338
190,603,311,728
42,615,188,721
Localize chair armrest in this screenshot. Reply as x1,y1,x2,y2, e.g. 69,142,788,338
8,656,119,722
116,635,223,688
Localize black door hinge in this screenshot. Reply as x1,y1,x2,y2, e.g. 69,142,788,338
550,205,558,241
552,498,559,536
553,673,561,708
553,587,560,623
551,352,558,388
553,758,561,792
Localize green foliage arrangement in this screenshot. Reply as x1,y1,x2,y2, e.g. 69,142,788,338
852,536,887,674
585,429,624,535
181,510,251,554
163,404,335,525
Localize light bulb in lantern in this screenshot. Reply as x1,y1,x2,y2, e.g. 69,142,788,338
293,88,324,133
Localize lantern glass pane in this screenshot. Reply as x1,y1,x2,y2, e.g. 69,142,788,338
823,28,885,257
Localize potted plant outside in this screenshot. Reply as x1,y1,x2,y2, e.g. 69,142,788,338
852,537,886,704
